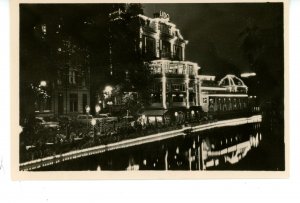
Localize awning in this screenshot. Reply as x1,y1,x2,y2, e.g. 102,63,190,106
140,109,168,116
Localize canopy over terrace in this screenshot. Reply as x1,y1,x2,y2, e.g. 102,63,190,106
139,109,169,125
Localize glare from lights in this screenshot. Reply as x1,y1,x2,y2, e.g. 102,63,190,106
40,81,47,87
85,105,90,113
104,85,113,94
95,105,101,113
91,119,96,126
241,72,256,78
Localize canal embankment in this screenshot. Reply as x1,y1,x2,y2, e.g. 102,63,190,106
20,115,262,171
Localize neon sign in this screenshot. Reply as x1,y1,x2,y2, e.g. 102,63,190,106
159,11,170,19
154,11,170,20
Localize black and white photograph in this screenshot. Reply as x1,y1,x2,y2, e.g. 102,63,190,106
13,0,287,177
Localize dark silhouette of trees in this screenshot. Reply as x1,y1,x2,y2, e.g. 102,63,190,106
239,19,283,102
108,4,153,112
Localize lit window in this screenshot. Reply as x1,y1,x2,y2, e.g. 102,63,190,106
69,70,76,84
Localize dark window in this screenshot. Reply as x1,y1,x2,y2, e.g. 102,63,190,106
189,93,194,102
153,82,162,92
173,45,182,60
143,35,156,58
161,41,171,58
70,93,78,112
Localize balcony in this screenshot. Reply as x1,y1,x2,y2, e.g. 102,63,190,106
160,51,171,59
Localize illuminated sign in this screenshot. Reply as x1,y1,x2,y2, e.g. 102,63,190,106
154,11,170,20
160,11,170,19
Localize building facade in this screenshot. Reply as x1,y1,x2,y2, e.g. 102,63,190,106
108,9,250,124
199,75,248,113
137,11,188,61
148,60,200,109
109,10,202,116
27,23,91,117
52,38,91,116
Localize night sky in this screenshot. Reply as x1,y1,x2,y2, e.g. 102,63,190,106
143,3,283,74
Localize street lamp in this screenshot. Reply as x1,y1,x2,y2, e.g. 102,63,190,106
91,118,97,141
191,110,195,116
85,105,90,114
91,118,96,126
191,110,195,121
39,80,47,87
95,104,101,115
142,114,146,126
104,85,113,94
85,105,91,128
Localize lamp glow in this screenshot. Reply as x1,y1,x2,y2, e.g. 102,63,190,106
91,119,96,126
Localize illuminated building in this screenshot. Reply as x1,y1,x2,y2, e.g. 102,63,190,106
109,9,251,123
148,60,200,110
135,11,201,110
199,75,248,113
109,10,202,117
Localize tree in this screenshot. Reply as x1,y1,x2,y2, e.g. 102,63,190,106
238,17,284,110
108,3,153,113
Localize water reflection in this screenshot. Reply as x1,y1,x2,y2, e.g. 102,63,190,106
40,122,262,171
131,123,261,171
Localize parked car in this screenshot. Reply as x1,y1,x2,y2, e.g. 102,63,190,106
35,117,59,129
94,114,109,122
76,114,93,124
94,113,118,123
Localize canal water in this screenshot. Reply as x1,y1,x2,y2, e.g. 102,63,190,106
38,118,285,171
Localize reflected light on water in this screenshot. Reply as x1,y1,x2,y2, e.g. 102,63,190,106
215,159,219,166
176,146,180,154
259,133,262,141
43,123,263,171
